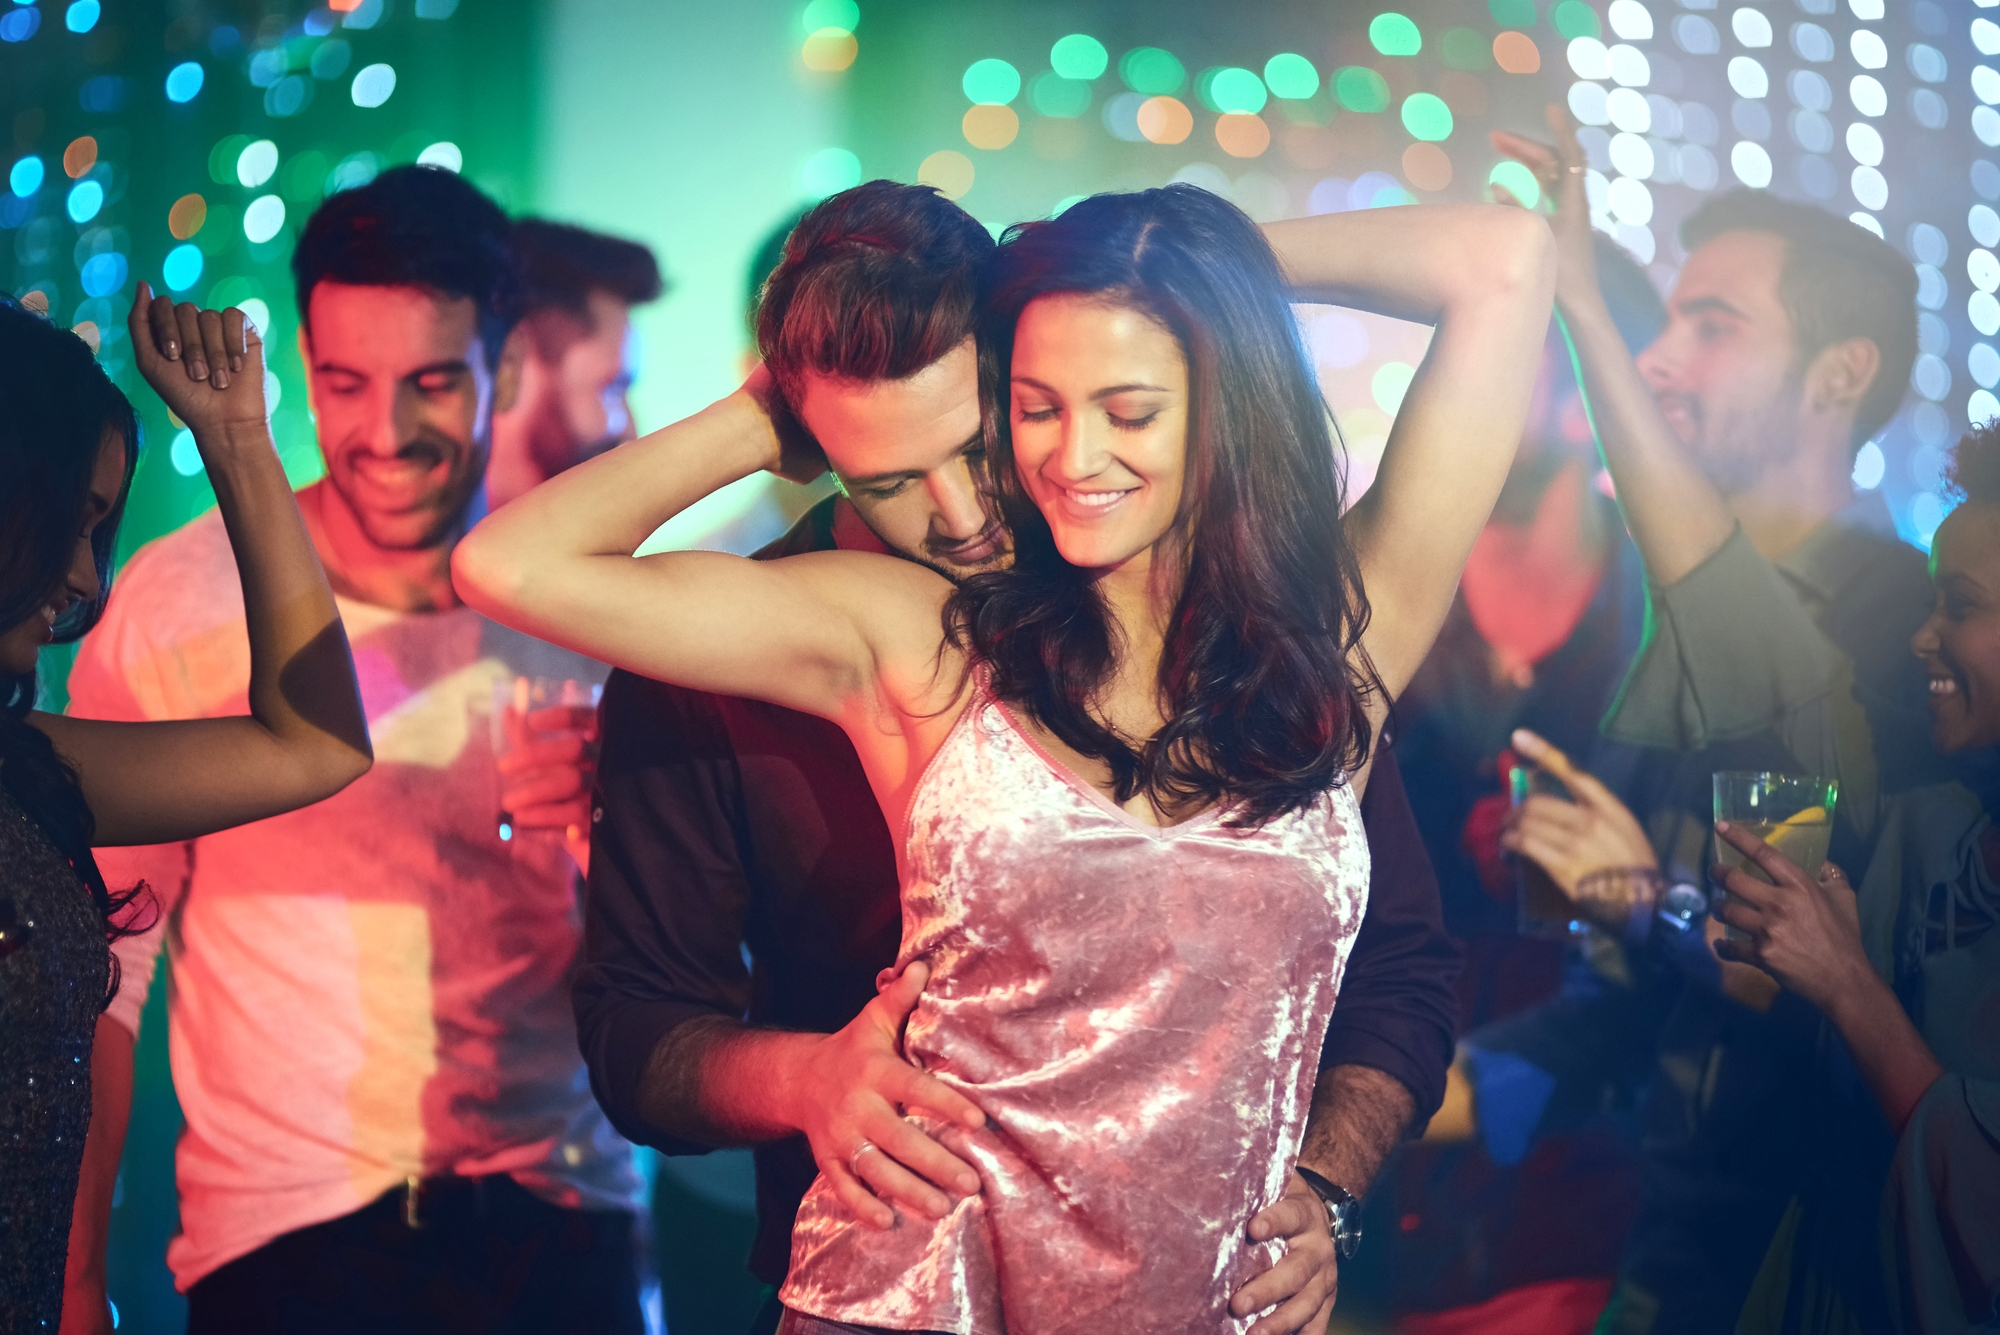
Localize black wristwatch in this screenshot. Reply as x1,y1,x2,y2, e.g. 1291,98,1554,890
1294,1165,1362,1258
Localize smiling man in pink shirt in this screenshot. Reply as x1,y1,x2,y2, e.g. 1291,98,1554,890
67,166,647,1334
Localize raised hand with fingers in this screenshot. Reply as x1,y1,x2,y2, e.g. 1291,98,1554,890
1231,1171,1338,1335
1490,106,1605,313
787,960,987,1231
1499,727,1659,927
127,282,269,446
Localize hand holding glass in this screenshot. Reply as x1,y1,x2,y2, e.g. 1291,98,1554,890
1711,771,1837,940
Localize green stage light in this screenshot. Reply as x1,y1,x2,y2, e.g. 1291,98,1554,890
1489,160,1542,208
1488,0,1535,27
1263,53,1320,100
1050,33,1107,81
801,0,859,34
1120,47,1185,96
1552,1,1601,40
1401,92,1452,140
1032,72,1092,118
1334,66,1390,112
1206,66,1267,114
1370,13,1422,57
963,57,1021,105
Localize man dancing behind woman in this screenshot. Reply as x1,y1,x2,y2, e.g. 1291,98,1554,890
454,187,1553,1332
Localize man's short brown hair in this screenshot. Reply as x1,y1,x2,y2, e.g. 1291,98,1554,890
754,181,994,406
1681,190,1918,450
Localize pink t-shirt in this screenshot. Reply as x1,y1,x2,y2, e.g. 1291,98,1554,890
68,510,644,1292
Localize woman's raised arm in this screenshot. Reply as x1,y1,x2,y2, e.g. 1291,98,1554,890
450,369,947,724
33,286,373,845
1262,205,1555,707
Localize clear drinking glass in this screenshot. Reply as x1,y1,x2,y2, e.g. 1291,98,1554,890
491,675,602,842
1509,763,1585,939
1711,771,1838,939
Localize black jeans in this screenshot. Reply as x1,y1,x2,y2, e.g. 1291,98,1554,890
186,1174,643,1335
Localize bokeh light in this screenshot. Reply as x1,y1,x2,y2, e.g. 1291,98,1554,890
801,147,861,197
1400,93,1453,141
963,58,1021,105
963,104,1020,150
8,155,43,197
63,137,97,178
1050,34,1107,81
1402,142,1452,191
1137,95,1193,144
80,253,127,299
1441,29,1492,71
1607,0,1654,41
407,142,458,173
1568,37,1609,80
243,195,287,245
1551,0,1600,40
1489,160,1541,208
1264,53,1320,100
1372,361,1416,413
63,3,97,36
1489,0,1535,25
1335,67,1390,112
162,244,203,293
1370,13,1422,57
800,0,858,33
351,63,397,107
1731,140,1773,187
917,149,974,199
0,7,40,41
237,140,279,188
165,61,204,103
802,29,857,72
67,179,103,224
1494,32,1541,74
1120,47,1186,96
1031,74,1091,118
1206,68,1268,115
167,193,207,239
1215,113,1270,158
170,429,203,477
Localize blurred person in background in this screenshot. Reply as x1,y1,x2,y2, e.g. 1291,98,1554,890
1493,416,2000,1332
578,181,1459,1334
1371,234,1663,1335
1464,113,1935,1334
481,217,664,515
3,287,371,1333
64,166,649,1334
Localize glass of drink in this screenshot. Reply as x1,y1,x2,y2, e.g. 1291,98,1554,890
491,675,602,842
1509,763,1585,939
1711,771,1838,939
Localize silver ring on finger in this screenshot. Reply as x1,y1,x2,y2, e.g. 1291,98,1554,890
850,1140,879,1173
1566,163,1585,175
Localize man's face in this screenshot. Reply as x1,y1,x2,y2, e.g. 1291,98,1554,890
302,281,497,551
795,338,1008,580
523,290,639,467
1635,230,1807,496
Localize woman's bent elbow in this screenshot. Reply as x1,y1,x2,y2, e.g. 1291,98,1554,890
449,528,520,619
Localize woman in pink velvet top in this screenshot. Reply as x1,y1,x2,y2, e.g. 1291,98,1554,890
456,186,1554,1332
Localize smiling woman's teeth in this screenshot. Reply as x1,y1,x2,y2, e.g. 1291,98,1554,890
1930,677,1960,696
1063,488,1131,508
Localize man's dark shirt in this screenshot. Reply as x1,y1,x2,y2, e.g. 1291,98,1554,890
575,496,1461,1286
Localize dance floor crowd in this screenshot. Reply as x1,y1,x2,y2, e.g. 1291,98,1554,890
2,108,1995,1335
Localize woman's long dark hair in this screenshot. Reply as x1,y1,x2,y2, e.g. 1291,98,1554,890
1,295,151,1000
946,186,1378,828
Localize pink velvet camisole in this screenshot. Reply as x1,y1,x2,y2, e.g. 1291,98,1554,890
779,676,1371,1333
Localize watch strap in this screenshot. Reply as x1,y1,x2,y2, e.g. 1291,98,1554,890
1294,1165,1362,1258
